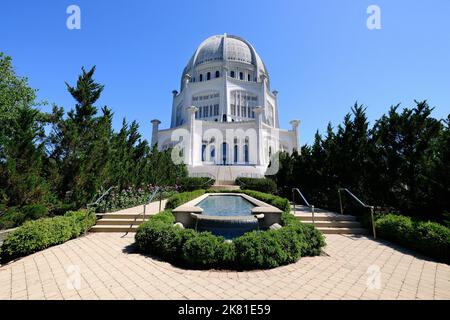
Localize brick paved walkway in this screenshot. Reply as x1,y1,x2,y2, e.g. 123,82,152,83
1,232,449,300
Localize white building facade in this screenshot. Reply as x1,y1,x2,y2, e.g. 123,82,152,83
151,34,300,181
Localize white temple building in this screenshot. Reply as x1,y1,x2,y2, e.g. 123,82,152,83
151,34,300,182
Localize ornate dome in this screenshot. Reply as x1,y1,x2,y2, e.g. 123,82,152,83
181,34,268,85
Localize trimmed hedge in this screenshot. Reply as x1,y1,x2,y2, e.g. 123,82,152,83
376,214,450,263
0,210,96,263
235,178,277,194
134,204,325,270
178,177,215,192
165,189,206,209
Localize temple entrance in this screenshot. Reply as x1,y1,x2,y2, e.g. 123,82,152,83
222,142,228,165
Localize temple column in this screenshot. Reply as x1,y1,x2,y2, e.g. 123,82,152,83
254,107,264,166
151,119,161,147
290,120,300,153
186,106,198,165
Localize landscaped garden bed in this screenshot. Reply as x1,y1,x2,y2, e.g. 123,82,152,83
0,209,96,264
135,190,325,270
376,214,450,263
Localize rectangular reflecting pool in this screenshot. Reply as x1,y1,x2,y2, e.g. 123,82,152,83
197,195,256,216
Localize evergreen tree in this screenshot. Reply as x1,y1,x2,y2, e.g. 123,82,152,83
49,66,111,205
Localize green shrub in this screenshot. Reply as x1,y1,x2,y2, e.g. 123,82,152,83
0,204,51,230
135,211,196,259
234,231,288,269
0,207,25,230
235,178,277,194
376,214,450,263
179,177,215,192
0,209,96,263
376,214,414,245
165,189,206,209
135,191,326,270
182,232,225,267
49,203,78,216
242,190,291,213
411,221,450,262
21,204,48,220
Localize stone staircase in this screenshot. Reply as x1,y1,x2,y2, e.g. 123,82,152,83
90,201,166,233
292,205,368,235
89,200,368,235
90,213,147,233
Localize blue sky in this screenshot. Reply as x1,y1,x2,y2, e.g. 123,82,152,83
1,0,449,145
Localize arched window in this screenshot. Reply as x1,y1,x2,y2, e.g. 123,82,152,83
234,145,238,163
210,146,215,162
230,71,235,78
199,74,203,82
215,71,220,78
239,72,244,80
222,114,227,122
222,142,228,165
247,74,251,81
202,144,206,162
207,72,211,80
244,144,249,164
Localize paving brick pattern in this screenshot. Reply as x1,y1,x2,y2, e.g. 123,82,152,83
1,233,449,300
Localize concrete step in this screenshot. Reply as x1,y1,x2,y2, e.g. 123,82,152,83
210,185,240,191
317,227,369,235
95,218,147,226
301,220,362,228
295,214,357,222
90,225,139,233
98,213,151,219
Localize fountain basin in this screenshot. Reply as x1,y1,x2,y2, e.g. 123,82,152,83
172,193,283,238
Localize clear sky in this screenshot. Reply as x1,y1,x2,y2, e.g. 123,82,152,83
1,0,449,145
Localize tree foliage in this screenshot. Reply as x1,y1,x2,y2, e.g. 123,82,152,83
272,102,450,222
0,53,187,214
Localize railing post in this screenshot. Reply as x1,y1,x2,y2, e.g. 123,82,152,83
143,204,146,221
292,189,296,213
338,189,344,215
370,206,376,239
311,205,315,225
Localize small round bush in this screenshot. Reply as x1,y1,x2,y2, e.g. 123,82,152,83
376,214,414,245
413,221,450,262
234,231,288,269
182,232,225,267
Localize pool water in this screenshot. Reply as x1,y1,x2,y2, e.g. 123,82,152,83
197,195,255,216
195,195,260,239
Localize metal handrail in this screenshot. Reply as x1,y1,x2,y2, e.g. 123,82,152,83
292,188,315,225
87,186,117,210
143,187,161,221
338,188,376,239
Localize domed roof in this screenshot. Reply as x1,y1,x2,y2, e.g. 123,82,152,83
182,34,268,80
